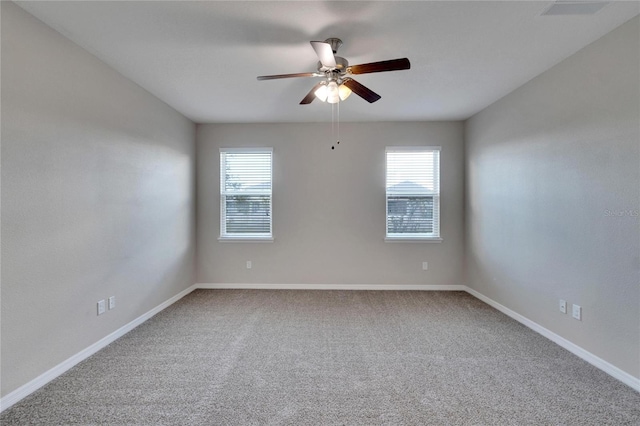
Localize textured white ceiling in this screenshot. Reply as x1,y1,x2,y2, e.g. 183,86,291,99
16,1,639,123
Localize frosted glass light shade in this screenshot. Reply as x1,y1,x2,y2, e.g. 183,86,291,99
327,81,340,104
338,84,352,101
314,84,328,102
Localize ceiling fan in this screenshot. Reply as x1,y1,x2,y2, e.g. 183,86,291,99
257,38,410,105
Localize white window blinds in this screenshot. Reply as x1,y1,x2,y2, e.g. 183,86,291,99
220,148,273,239
386,147,441,239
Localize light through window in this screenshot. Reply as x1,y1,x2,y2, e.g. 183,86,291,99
386,147,441,240
220,148,273,239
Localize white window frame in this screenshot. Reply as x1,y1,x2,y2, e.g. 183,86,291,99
385,146,442,243
219,147,273,242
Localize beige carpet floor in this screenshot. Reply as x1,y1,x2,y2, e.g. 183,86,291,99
1,289,639,425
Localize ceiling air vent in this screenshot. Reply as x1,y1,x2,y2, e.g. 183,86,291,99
542,1,609,16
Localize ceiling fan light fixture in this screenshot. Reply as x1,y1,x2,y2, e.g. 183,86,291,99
338,84,352,101
327,81,340,104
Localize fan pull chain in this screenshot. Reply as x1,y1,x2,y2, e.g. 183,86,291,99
331,102,335,150
337,100,340,146
331,100,341,150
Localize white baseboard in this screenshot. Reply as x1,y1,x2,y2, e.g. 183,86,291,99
0,284,198,413
196,283,467,291
463,286,640,392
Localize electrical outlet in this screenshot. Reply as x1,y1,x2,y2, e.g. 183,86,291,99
108,296,116,310
97,300,106,315
246,260,252,269
559,299,567,314
572,304,582,321
422,262,428,270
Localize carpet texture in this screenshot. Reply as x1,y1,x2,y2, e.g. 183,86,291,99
2,290,639,425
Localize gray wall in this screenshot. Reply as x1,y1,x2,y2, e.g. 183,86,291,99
465,17,639,378
197,122,464,285
1,2,196,397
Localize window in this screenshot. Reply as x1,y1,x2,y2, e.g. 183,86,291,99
220,148,273,241
385,147,441,241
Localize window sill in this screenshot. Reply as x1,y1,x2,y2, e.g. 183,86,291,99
384,237,442,243
218,236,274,243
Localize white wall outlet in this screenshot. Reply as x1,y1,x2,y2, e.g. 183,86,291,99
97,300,106,315
572,304,582,320
422,262,428,270
246,260,252,269
559,299,567,314
108,296,116,310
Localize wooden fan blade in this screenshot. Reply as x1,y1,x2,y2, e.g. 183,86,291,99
310,41,337,68
347,58,410,75
257,72,318,81
300,82,324,105
343,79,381,103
